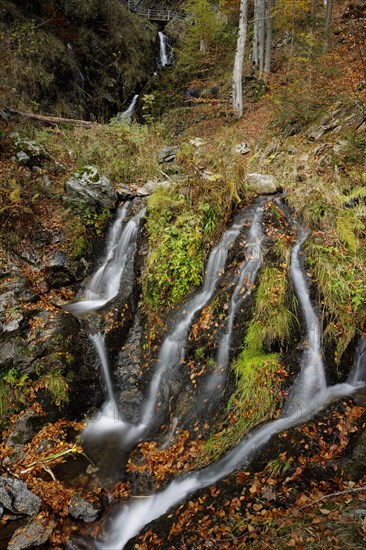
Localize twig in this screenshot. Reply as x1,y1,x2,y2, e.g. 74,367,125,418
293,486,366,514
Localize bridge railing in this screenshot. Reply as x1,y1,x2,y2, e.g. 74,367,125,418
120,0,186,20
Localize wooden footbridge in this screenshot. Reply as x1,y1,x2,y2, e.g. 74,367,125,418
120,0,186,21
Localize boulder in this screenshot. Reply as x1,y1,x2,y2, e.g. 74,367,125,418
0,477,40,515
246,173,279,194
68,494,100,523
11,133,48,167
64,166,117,210
158,146,178,163
41,251,75,288
8,517,55,550
115,184,149,200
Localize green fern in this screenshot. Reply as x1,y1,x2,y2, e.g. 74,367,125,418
336,209,364,252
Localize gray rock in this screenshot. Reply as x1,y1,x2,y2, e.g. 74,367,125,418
158,146,178,164
11,133,47,167
0,477,40,515
7,411,38,448
68,494,100,522
116,184,149,199
307,103,365,141
0,291,24,333
8,517,55,550
144,179,173,194
246,173,279,194
64,166,117,210
42,251,75,288
234,142,251,155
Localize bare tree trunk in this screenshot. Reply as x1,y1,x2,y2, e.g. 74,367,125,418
311,0,316,20
264,0,274,82
232,0,248,119
325,0,333,45
253,0,260,70
258,0,265,76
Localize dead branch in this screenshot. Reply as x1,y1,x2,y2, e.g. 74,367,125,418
293,486,366,514
7,109,94,128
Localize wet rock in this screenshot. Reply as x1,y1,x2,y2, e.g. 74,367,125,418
41,251,75,288
6,411,38,449
8,516,55,550
68,494,100,523
116,184,149,200
246,173,279,194
0,477,40,515
64,166,117,210
158,146,178,163
0,291,24,332
343,429,366,480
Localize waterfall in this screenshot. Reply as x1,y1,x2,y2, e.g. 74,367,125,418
196,206,265,410
94,228,365,550
158,31,174,67
139,206,259,427
117,95,139,123
284,229,327,412
64,203,145,317
67,42,85,92
65,203,145,432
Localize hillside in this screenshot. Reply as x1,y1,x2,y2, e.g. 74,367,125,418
0,0,365,548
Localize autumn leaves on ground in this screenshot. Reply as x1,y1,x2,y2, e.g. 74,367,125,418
0,0,366,549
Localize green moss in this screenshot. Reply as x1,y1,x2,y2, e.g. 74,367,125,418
144,199,204,309
203,264,294,461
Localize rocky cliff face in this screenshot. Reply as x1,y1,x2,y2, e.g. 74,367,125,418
0,0,158,120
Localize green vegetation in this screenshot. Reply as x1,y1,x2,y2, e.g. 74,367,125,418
48,121,163,185
143,186,205,309
204,264,294,460
307,243,366,363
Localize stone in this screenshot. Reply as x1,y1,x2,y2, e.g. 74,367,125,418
115,184,149,200
64,166,117,210
8,517,55,550
246,173,279,194
189,138,205,147
234,142,251,155
42,251,75,288
158,146,178,163
144,180,173,194
307,104,364,141
0,477,40,515
68,494,100,523
7,411,38,448
11,133,47,167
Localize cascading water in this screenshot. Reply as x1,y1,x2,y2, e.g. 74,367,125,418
201,206,265,404
93,226,365,550
65,203,144,317
158,31,174,67
65,203,145,447
139,206,261,428
117,94,139,123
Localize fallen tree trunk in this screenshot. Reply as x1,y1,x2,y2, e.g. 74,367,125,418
7,109,94,128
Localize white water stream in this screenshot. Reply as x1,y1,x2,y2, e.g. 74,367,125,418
117,94,139,123
94,227,365,550
158,32,174,67
202,206,264,402
140,207,261,427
